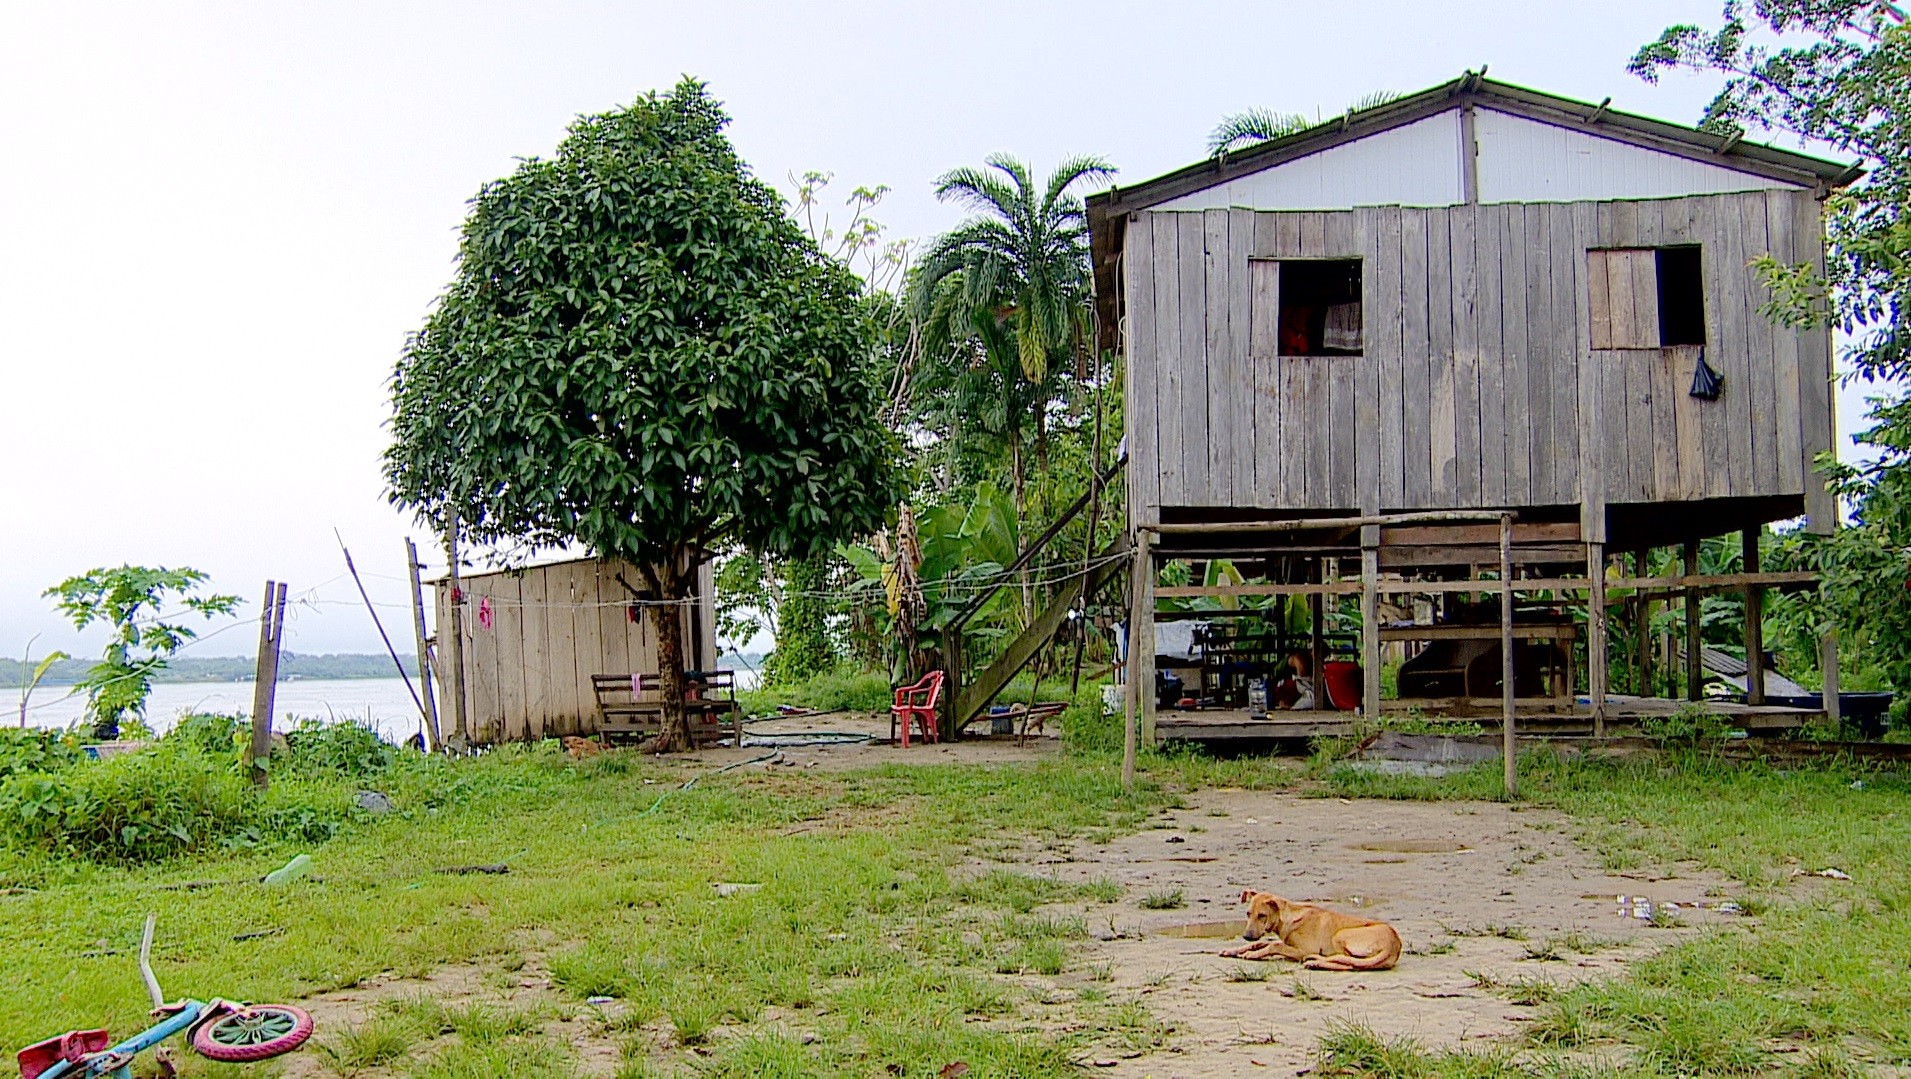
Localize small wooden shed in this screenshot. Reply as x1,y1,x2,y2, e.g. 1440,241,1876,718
432,557,716,745
1085,72,1857,750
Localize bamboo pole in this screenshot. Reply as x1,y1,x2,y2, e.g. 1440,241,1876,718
1500,514,1517,799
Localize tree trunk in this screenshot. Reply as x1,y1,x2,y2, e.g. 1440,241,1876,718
649,559,692,752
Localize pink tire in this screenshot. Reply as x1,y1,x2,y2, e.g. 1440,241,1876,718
189,1004,314,1062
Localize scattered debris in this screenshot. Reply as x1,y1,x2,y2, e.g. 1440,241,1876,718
585,995,616,1005
231,927,284,943
712,882,763,897
354,790,394,814
939,1063,971,1078
262,853,313,886
435,864,510,876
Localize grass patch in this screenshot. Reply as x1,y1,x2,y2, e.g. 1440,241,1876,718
1138,888,1185,910
0,743,1173,1078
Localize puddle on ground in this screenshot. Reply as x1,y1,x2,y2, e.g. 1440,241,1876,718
1352,839,1471,854
1154,920,1246,939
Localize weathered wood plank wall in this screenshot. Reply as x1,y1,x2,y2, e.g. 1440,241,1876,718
1121,189,1830,520
433,558,712,745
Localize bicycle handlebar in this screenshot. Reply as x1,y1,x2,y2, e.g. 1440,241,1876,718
138,913,164,1010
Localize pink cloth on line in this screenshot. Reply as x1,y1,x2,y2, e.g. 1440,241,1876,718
477,596,494,630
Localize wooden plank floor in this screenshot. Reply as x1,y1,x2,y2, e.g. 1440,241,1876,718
1156,694,1823,742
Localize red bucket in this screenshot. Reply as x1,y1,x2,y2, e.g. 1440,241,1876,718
1322,661,1363,710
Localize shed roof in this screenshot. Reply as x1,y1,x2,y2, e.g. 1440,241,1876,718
1087,70,1859,352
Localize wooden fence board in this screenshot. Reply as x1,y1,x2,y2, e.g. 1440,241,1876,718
1151,213,1185,507
1126,214,1160,523
1401,206,1434,506
1204,209,1235,505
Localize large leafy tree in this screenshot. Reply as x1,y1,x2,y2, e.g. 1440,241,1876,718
385,80,901,749
908,154,1112,517
1631,2,1911,705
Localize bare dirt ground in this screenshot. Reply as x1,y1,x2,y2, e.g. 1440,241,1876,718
1021,788,1742,1077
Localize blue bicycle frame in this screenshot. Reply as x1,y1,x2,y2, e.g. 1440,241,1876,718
34,1001,209,1079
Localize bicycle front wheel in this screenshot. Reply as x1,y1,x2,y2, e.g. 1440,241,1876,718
190,1004,314,1062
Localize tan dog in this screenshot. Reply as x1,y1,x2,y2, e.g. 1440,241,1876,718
1218,890,1403,971
561,735,603,760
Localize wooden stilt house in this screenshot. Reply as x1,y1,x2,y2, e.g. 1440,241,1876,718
1085,72,1858,751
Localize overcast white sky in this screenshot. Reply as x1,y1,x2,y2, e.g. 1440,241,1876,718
0,1,1872,659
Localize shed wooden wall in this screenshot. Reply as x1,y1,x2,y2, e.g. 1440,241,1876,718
1123,189,1834,533
433,558,716,745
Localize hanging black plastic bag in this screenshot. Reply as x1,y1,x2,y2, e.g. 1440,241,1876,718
1689,348,1723,401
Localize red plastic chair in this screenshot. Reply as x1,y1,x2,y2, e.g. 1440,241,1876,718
890,671,945,747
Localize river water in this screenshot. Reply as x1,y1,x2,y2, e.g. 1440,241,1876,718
21,678,434,744
19,668,763,744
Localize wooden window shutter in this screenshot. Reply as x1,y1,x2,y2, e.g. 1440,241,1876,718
1248,259,1280,361
1588,249,1660,349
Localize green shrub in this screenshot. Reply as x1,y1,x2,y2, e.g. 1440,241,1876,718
0,728,86,780
0,743,351,863
1059,687,1122,755
279,718,397,779
162,712,247,760
738,666,893,715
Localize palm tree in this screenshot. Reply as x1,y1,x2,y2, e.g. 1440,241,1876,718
908,153,1115,515
1208,92,1402,156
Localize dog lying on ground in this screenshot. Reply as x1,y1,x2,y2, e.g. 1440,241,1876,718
1218,890,1403,971
561,735,603,760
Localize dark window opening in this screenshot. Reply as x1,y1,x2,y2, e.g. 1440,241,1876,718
1656,246,1705,347
1278,259,1363,356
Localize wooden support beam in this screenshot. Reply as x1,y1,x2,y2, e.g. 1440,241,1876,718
406,538,442,752
1309,590,1326,708
1500,514,1517,798
1132,531,1157,754
1743,529,1765,706
1361,545,1381,717
1588,541,1608,738
1683,540,1702,701
246,580,288,788
445,514,469,744
1633,549,1652,698
1153,570,1816,602
1143,509,1516,537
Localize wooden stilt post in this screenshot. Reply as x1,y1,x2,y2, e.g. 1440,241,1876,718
1683,540,1702,701
1360,529,1381,718
406,539,442,752
1135,531,1157,750
245,580,287,788
1633,549,1652,697
1123,530,1156,782
1742,528,1765,706
444,514,469,745
1820,576,1841,729
1309,585,1326,709
1499,514,1516,798
1587,541,1608,738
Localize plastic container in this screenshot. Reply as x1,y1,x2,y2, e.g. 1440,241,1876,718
263,854,313,886
1322,661,1363,710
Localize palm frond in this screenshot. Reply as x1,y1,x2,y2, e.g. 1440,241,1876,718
1207,108,1310,156
1041,154,1117,209
1345,90,1402,113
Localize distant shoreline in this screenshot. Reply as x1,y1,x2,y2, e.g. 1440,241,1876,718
4,650,766,689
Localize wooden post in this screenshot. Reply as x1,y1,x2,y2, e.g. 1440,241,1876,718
1821,619,1841,728
1309,586,1326,709
1360,537,1381,718
406,539,442,752
1683,540,1702,701
1121,552,1138,792
1499,514,1517,799
1136,531,1157,749
1742,528,1765,706
1633,549,1653,697
246,580,287,788
1587,542,1608,738
444,514,469,744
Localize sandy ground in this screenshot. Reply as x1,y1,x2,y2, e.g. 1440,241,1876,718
278,731,1742,1076
1023,789,1741,1077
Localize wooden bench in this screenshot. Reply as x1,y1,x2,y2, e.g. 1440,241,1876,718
590,671,743,747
